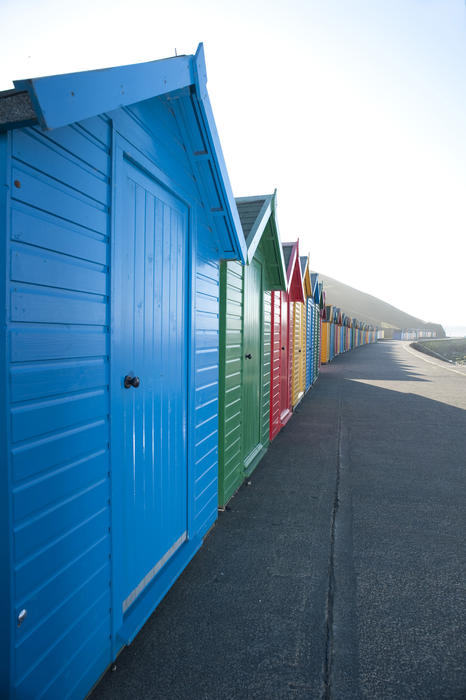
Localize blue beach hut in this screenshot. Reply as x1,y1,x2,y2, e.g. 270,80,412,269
0,46,246,698
300,254,313,393
310,272,320,384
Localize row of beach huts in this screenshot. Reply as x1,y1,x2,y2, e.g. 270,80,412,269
218,201,380,506
0,46,378,698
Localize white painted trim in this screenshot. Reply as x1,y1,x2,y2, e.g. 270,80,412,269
403,344,466,377
122,532,187,613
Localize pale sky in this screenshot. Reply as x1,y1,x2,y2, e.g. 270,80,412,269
1,0,465,330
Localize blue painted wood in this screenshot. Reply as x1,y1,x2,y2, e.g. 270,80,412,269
11,164,107,231
11,206,107,264
0,130,12,694
315,307,320,379
11,358,108,401
13,46,245,262
311,308,314,380
12,129,109,204
36,123,111,175
11,244,106,294
1,49,246,697
13,449,108,520
15,508,110,601
78,114,112,146
15,55,194,130
2,114,113,697
314,306,317,380
12,418,108,482
305,296,312,391
15,480,108,562
111,108,198,198
12,389,107,441
11,287,107,325
112,154,189,625
11,326,107,362
16,589,111,698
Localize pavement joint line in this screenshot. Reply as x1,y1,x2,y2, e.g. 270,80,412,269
330,421,362,700
403,343,466,376
323,391,343,700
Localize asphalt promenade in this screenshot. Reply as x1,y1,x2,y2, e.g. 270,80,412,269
91,341,466,699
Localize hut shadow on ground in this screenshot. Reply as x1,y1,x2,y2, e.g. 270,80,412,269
91,353,465,700
320,341,429,383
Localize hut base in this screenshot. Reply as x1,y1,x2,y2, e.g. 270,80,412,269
244,443,269,477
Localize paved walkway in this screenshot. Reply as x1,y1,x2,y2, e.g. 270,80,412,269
91,341,466,699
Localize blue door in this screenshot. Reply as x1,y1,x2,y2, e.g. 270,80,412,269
305,297,312,390
112,156,188,628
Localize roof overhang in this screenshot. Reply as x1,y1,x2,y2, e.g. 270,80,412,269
310,272,319,303
300,255,311,298
319,284,325,309
9,44,246,263
14,55,195,131
283,240,305,303
235,190,287,290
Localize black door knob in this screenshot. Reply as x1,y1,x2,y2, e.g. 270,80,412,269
124,375,140,389
281,346,285,351
245,353,252,360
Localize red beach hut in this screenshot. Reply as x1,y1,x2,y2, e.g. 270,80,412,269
270,241,305,441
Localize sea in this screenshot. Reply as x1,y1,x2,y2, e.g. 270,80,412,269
444,325,466,338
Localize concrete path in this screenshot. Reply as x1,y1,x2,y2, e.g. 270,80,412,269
91,341,466,699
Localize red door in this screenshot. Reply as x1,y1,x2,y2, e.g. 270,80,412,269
280,291,289,420
270,291,280,440
270,289,294,441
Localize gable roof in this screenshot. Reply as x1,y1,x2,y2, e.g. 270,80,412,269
310,273,320,303
236,197,267,240
300,255,312,298
1,44,246,263
282,241,305,303
300,255,307,277
235,191,287,290
283,243,293,272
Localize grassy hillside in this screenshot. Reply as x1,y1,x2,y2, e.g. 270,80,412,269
413,338,466,364
314,272,445,337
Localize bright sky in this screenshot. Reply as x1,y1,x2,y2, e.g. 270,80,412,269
1,0,465,329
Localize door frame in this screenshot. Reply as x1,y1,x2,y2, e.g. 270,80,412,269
241,254,264,471
109,133,196,652
269,289,282,442
292,301,305,407
279,290,292,425
307,298,313,387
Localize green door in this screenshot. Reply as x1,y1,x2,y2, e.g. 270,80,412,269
243,258,262,465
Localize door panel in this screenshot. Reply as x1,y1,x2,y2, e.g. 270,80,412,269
269,291,282,441
243,259,262,461
113,158,188,615
299,304,306,394
280,291,289,418
292,302,299,405
306,298,312,388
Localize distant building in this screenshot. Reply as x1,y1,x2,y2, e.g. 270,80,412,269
393,329,437,340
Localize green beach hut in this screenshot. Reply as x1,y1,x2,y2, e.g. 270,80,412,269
218,193,287,507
